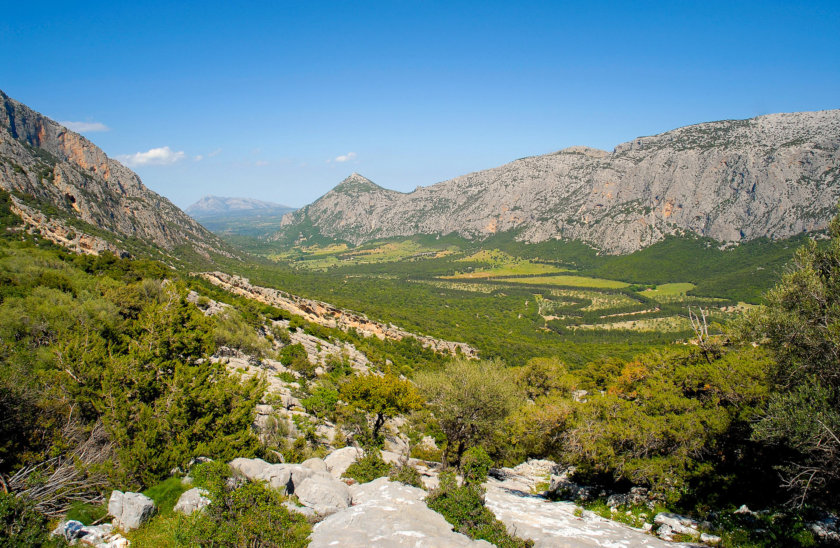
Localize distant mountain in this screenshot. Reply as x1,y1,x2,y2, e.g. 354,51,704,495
0,89,235,262
186,195,294,218
276,111,840,254
185,196,296,238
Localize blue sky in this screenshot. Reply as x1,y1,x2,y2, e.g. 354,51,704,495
2,1,839,208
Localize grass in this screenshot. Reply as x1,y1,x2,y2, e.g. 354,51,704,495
573,315,693,333
500,275,630,289
640,283,696,299
142,477,189,514
443,262,566,279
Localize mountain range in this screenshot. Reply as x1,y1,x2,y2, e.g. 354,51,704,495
186,195,294,218
277,110,840,254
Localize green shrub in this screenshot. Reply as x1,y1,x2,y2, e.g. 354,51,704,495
389,464,423,488
269,323,292,345
426,471,533,548
130,479,310,548
300,387,340,420
276,371,298,383
212,308,270,357
190,461,231,497
278,343,316,377
0,492,50,548
461,446,493,485
344,449,391,483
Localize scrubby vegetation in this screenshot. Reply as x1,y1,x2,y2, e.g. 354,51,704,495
2,187,840,547
426,450,533,548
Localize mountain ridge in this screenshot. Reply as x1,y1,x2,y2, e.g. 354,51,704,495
0,89,233,261
277,109,840,253
186,195,294,217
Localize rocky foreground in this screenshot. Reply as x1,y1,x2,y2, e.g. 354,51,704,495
52,448,732,548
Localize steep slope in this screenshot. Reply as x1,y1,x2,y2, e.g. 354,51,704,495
277,111,840,253
186,195,294,217
0,89,233,260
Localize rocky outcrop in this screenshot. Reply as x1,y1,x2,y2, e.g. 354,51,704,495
294,475,351,515
277,111,840,254
309,478,492,547
107,491,155,531
0,90,233,259
173,488,211,515
200,271,478,357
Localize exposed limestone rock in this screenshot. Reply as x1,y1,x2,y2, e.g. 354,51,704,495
294,475,352,515
277,111,840,254
108,491,155,531
173,488,211,515
201,271,478,358
309,478,492,547
0,90,234,259
484,474,672,547
302,457,329,473
228,457,272,480
324,446,363,478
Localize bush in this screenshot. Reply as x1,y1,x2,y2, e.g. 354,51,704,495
426,470,533,548
278,344,316,378
0,492,50,548
190,461,232,497
389,463,423,488
461,446,493,485
343,449,391,483
185,481,310,547
130,479,310,548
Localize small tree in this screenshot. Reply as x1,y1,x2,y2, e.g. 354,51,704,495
744,210,840,506
339,372,422,443
415,359,518,466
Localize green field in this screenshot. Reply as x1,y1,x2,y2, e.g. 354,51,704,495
499,274,630,289
640,282,696,298
212,230,820,365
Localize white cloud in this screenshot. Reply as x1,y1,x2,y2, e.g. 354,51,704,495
60,121,110,133
334,152,357,163
117,146,185,167
194,155,204,161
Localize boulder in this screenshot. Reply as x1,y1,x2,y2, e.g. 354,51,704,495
654,512,702,538
324,447,362,478
257,463,293,492
108,490,156,531
302,457,328,473
295,475,352,515
228,457,271,480
607,487,650,508
174,487,211,515
309,478,490,547
52,520,129,547
284,500,318,519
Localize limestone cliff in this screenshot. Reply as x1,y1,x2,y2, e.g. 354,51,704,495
0,90,233,259
277,111,840,253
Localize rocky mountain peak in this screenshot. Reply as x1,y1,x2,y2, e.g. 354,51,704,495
276,109,840,253
333,173,384,194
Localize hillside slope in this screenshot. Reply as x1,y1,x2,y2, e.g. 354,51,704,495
0,90,233,260
277,111,840,253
